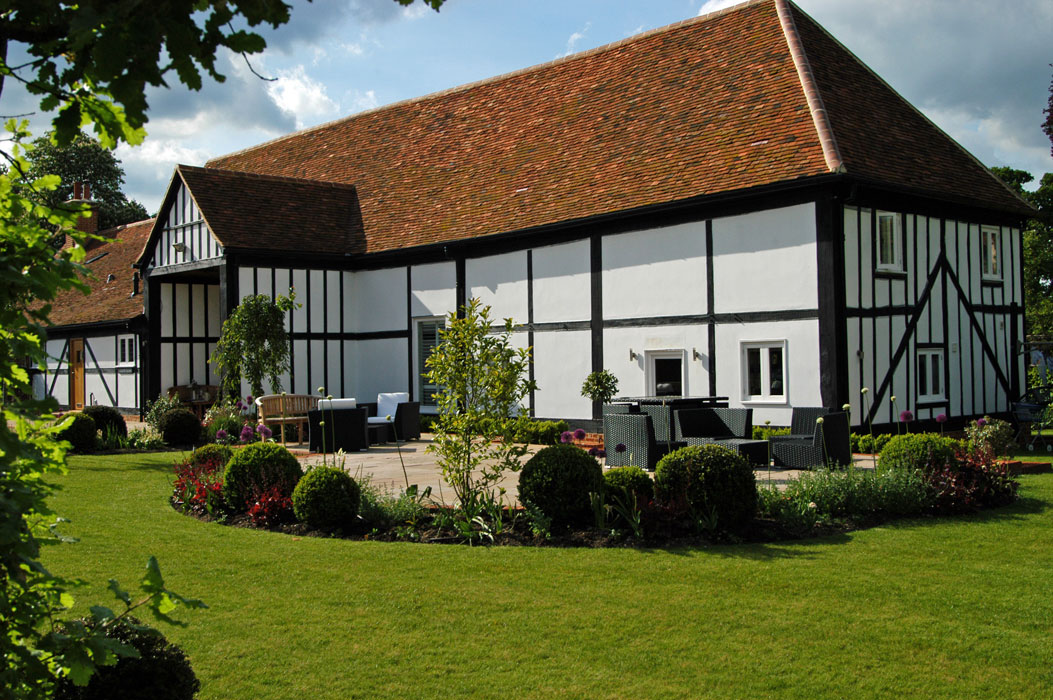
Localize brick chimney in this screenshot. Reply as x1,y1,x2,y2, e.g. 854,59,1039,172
61,182,100,250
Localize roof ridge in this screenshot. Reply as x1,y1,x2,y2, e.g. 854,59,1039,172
209,0,772,167
178,164,358,190
775,0,843,173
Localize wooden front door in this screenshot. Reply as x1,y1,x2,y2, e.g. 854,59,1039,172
69,338,85,410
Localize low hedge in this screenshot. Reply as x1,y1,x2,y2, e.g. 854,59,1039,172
603,466,654,505
57,412,97,453
654,445,757,534
81,405,127,440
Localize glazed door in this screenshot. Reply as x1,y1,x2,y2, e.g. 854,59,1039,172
69,338,85,410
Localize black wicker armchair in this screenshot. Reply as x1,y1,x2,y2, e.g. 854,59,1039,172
602,413,684,471
771,411,851,469
769,406,831,443
673,407,768,465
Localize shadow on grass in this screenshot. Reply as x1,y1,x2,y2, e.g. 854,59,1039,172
67,451,181,474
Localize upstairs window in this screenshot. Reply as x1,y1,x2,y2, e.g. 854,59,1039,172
117,335,136,366
981,226,1002,281
742,341,786,403
917,348,944,403
876,211,903,272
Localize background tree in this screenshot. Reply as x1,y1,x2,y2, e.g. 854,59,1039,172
991,166,1053,336
211,293,297,401
1043,68,1052,157
24,131,149,230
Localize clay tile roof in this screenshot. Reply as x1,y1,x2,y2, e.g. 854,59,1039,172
48,218,153,327
203,0,1030,257
174,165,365,254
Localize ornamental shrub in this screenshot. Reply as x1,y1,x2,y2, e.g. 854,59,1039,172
654,445,757,533
291,466,361,529
518,444,604,529
965,415,1015,458
189,444,233,470
53,617,199,700
157,408,201,447
850,432,893,454
581,369,619,404
506,417,570,445
57,412,97,453
222,442,302,512
603,466,654,504
878,433,958,473
144,393,182,431
81,405,127,440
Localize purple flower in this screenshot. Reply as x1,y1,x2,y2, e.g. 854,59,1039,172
573,428,586,440
588,447,599,456
240,424,255,443
976,418,987,427
615,443,626,453
560,431,573,443
935,413,948,424
256,424,273,439
246,395,253,403
596,449,606,458
235,401,244,410
899,410,913,423
216,429,228,440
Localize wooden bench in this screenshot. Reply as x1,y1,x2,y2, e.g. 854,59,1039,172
167,384,219,420
255,394,320,446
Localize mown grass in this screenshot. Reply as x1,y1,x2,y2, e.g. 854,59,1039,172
41,452,1053,699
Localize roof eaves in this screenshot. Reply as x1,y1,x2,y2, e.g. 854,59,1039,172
776,0,843,174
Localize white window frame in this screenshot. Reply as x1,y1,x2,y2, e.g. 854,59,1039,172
876,210,904,272
981,226,1002,281
415,317,445,412
116,335,136,367
917,347,945,403
645,349,687,397
741,340,788,404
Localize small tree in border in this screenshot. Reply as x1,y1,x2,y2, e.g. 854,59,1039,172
425,298,536,506
581,369,619,405
211,292,297,401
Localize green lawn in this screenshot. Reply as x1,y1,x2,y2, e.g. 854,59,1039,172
41,453,1053,699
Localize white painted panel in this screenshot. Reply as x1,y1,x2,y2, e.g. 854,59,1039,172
292,269,308,332
207,286,220,337
847,323,862,427
603,221,707,320
88,337,115,366
326,271,341,333
714,319,821,426
238,267,254,302
45,339,67,370
343,340,355,401
191,344,208,386
352,267,407,333
467,251,528,324
310,340,326,396
174,285,190,337
890,315,907,418
51,372,69,404
191,284,206,337
352,339,409,401
117,368,138,408
327,340,343,397
711,204,817,314
602,324,712,402
207,343,218,385
859,208,873,309
256,267,273,298
175,343,190,385
309,271,325,332
293,339,309,395
85,371,109,408
160,284,174,338
533,239,590,324
160,343,174,395
411,262,456,318
843,207,860,309
341,272,354,332
533,330,592,420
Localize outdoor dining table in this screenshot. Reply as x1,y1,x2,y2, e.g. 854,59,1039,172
609,396,730,409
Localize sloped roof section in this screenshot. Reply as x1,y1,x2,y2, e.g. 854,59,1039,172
206,0,1030,257
49,219,153,327
175,165,365,254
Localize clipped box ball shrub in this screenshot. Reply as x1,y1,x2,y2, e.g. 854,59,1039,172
81,404,127,440
292,466,361,529
654,445,757,533
603,465,654,504
189,443,233,470
53,617,199,700
878,433,958,473
57,412,97,453
157,408,201,447
222,442,302,512
518,444,603,528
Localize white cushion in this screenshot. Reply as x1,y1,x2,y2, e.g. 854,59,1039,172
376,392,409,418
367,416,393,424
318,398,356,410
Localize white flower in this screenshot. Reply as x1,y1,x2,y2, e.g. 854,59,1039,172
816,417,824,425
317,386,326,394
890,395,897,402
842,403,851,412
861,387,869,395
808,502,817,509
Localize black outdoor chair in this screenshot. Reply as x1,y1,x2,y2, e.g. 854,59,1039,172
769,406,832,443
640,403,676,443
602,413,684,471
308,407,369,452
771,410,851,469
361,400,421,442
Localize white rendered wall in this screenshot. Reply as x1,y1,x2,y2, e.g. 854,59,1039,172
602,324,712,399
467,251,528,324
712,203,817,313
602,221,707,320
532,239,590,324
531,330,592,419
352,268,407,333
350,338,409,401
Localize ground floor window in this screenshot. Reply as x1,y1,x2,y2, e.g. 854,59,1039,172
917,347,944,402
741,341,786,402
416,318,444,407
646,350,685,397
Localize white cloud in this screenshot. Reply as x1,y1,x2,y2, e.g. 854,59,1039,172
348,90,380,114
266,66,341,129
557,22,592,59
698,0,747,16
401,2,432,21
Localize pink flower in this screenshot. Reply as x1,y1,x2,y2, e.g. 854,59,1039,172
573,428,586,440
976,418,987,428
935,413,948,423
899,410,913,422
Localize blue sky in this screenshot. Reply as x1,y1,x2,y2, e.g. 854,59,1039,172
7,0,1052,212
